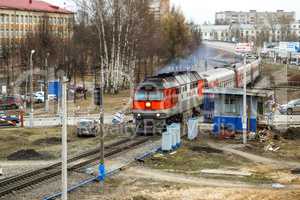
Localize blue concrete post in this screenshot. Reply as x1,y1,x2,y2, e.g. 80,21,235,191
98,163,106,182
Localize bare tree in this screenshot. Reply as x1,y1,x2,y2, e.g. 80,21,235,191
73,0,201,93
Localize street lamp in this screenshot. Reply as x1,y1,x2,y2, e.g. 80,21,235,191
44,53,50,112
29,50,36,128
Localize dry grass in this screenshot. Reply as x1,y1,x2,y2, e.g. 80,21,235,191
67,89,132,115
33,89,132,116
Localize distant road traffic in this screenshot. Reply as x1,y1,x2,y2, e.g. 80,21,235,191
23,114,113,127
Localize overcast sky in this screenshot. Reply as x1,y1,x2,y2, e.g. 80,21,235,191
46,0,300,24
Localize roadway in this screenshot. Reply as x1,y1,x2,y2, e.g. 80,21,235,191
23,114,113,127
158,41,240,74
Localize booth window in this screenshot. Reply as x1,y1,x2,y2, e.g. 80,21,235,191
224,96,240,114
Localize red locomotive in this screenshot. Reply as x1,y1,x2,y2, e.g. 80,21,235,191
132,59,260,135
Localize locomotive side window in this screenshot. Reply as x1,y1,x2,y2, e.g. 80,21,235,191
171,88,179,104
191,82,197,89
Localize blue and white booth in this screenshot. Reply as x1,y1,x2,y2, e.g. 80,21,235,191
204,88,268,136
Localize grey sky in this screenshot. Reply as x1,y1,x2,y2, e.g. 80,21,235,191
46,0,300,24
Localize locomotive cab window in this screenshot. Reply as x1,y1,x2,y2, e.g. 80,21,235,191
148,90,164,100
134,90,147,101
134,89,163,101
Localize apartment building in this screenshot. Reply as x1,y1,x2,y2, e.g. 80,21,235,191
148,0,170,20
291,20,300,37
215,10,295,25
201,23,300,43
0,0,74,49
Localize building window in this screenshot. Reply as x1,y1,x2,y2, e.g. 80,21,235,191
11,15,15,23
0,15,4,24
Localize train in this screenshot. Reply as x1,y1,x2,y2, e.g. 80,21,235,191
132,58,261,135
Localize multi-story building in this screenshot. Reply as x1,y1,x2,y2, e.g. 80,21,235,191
215,10,295,25
291,20,300,38
0,0,74,49
201,25,231,41
201,23,300,43
148,0,170,20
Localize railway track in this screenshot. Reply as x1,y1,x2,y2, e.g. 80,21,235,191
0,137,150,198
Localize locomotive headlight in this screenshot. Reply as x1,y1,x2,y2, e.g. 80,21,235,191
156,113,161,118
145,102,151,108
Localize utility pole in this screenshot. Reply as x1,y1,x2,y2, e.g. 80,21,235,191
94,68,105,188
99,85,105,181
242,55,247,144
61,76,68,200
29,50,35,128
44,53,50,112
24,73,28,113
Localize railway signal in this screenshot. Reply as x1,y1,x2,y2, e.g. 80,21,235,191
94,84,106,187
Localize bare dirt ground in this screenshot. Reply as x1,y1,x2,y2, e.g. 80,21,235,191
68,166,300,200
66,136,300,200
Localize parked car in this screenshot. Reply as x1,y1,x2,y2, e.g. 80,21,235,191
279,99,300,115
33,92,58,103
0,118,16,126
48,94,57,101
33,94,44,103
77,119,98,137
0,116,20,124
290,58,300,66
0,96,23,110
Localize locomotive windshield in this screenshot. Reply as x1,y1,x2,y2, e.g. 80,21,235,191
134,89,163,101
